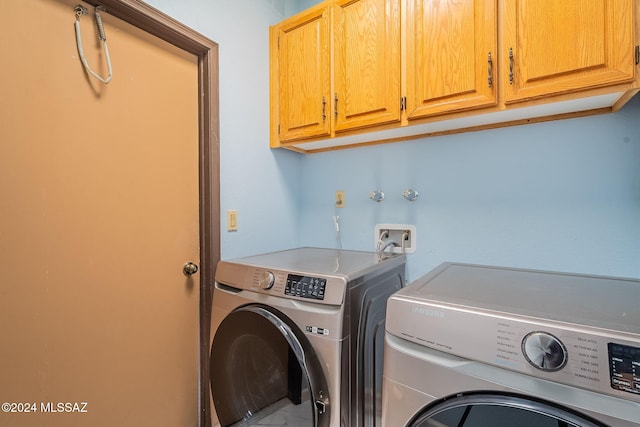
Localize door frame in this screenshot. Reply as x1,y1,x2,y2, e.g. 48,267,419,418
81,1,220,426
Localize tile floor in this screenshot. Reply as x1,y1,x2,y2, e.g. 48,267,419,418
230,396,313,426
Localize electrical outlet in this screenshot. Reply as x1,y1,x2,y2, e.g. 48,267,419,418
374,224,417,254
335,191,345,208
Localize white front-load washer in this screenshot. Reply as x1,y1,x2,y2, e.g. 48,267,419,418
382,262,640,426
209,247,405,427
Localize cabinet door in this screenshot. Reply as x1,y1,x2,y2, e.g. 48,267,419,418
503,0,635,104
333,0,401,132
405,0,498,120
274,7,331,142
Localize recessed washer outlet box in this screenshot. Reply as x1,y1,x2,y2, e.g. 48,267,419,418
374,224,417,254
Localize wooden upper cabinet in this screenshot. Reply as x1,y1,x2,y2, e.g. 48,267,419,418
333,0,402,132
272,6,331,143
405,0,498,120
503,0,636,104
270,0,639,152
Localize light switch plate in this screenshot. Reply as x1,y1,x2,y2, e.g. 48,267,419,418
227,210,238,231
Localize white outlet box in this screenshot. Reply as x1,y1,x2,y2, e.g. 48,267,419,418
374,224,416,254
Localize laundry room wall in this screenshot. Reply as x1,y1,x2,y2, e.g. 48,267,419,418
297,96,640,281
144,0,640,282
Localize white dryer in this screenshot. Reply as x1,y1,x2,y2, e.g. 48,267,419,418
209,248,405,427
382,262,640,426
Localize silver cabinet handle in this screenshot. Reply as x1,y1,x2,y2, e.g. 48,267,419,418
509,47,514,85
488,52,493,88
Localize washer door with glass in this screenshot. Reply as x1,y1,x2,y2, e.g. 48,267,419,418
408,392,606,427
210,304,330,427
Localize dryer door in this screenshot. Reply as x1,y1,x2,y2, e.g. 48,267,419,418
210,304,330,427
408,393,606,427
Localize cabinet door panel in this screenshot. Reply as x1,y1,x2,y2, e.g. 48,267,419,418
504,0,635,103
406,0,497,120
334,0,401,132
277,8,331,142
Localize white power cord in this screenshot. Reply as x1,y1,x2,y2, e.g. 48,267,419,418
333,215,342,250
74,5,113,84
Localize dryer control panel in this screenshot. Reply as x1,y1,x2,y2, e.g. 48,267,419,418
609,343,640,396
285,274,327,300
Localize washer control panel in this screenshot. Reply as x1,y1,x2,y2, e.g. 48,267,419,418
387,297,640,402
285,274,326,300
386,262,640,403
609,343,640,396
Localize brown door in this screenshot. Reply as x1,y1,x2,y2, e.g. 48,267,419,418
0,1,201,425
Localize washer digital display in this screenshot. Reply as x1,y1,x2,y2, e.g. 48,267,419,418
608,343,640,395
285,274,326,300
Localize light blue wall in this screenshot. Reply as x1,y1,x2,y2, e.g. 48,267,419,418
298,0,322,10
298,98,640,281
144,0,640,282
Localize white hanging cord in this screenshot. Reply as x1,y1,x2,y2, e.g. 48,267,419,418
74,5,112,84
332,215,343,250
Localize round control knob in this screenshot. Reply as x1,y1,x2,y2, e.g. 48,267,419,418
522,331,567,372
258,271,275,290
